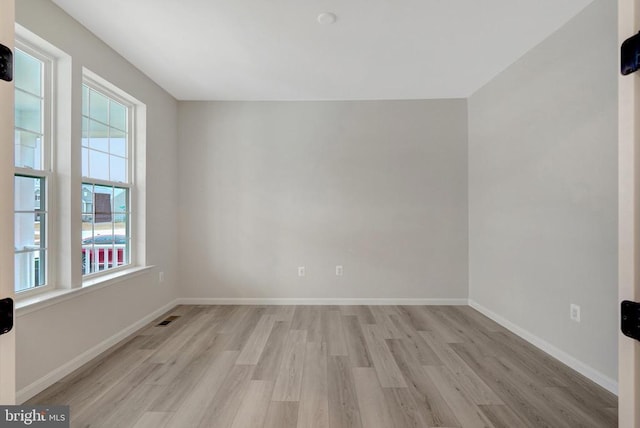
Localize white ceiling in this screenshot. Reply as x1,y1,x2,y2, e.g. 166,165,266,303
51,0,594,101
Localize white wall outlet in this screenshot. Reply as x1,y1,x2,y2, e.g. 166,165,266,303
159,272,165,283
570,304,580,322
298,266,305,277
336,265,343,276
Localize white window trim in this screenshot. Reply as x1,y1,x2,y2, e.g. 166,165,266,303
12,27,148,303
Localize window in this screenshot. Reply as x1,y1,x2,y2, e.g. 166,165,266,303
81,82,132,276
14,46,51,293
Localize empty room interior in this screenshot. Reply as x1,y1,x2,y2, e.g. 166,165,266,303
1,0,628,426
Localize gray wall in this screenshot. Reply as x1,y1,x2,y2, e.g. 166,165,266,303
16,0,179,394
468,0,617,381
178,100,468,300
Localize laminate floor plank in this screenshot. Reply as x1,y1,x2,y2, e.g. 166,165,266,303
164,351,239,428
327,356,363,428
369,306,404,339
424,365,496,428
272,329,308,401
452,343,576,428
147,332,228,411
131,411,172,428
397,306,431,331
231,380,274,428
420,331,503,406
382,387,428,428
266,305,296,322
387,338,459,427
236,314,276,365
146,319,219,388
322,310,349,356
342,315,372,367
197,364,255,428
291,306,324,342
339,306,376,324
453,306,506,333
71,363,163,428
431,307,501,358
478,404,533,428
264,402,299,428
27,305,616,428
419,306,467,344
361,324,407,387
491,330,615,405
224,307,269,351
352,367,396,428
297,342,329,428
149,311,214,364
253,320,291,381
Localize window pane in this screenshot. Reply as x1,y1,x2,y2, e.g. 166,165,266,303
82,117,89,148
88,150,109,180
14,49,41,95
82,204,130,275
109,128,126,157
110,101,126,131
88,119,109,152
113,187,128,213
14,212,44,250
82,214,94,240
89,88,108,123
110,155,126,182
14,176,44,212
14,130,42,170
82,147,89,177
81,183,93,214
115,215,128,240
15,90,42,133
15,250,45,291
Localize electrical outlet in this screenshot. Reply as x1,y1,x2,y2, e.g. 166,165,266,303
336,265,343,276
570,304,580,322
298,266,305,277
159,272,165,283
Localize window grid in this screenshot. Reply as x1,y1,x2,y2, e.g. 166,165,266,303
14,46,50,293
81,81,133,277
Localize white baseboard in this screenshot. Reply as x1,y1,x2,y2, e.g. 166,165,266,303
16,298,180,404
468,300,618,395
177,297,469,306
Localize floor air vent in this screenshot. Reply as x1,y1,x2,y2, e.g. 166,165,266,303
157,315,179,326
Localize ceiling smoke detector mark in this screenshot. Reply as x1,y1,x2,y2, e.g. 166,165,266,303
317,12,337,25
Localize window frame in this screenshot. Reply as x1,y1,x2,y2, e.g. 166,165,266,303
81,75,136,280
13,39,55,297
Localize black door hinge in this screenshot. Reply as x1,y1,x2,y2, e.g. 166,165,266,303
621,300,640,342
0,43,12,82
0,298,13,336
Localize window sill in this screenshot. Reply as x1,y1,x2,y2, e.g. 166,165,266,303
15,265,155,317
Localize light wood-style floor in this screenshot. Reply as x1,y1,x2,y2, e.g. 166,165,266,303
29,305,617,427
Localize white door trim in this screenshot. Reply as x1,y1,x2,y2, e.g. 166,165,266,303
0,0,16,405
618,0,640,425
